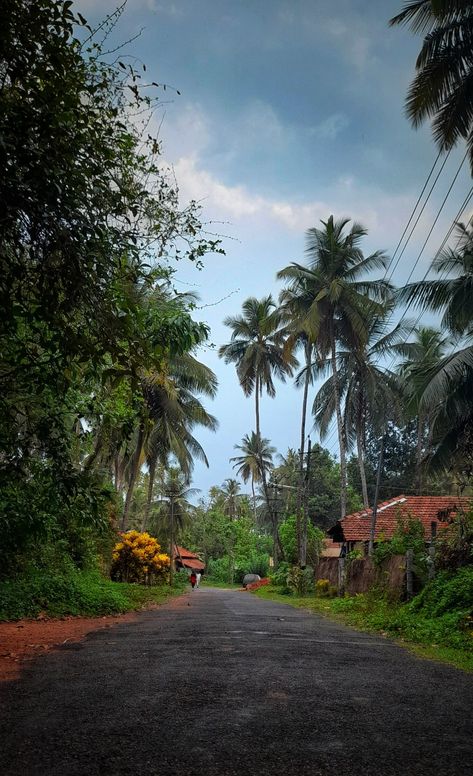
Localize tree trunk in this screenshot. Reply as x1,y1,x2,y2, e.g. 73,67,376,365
416,413,424,495
121,419,145,531
255,371,278,567
356,419,369,509
330,324,347,519
297,341,311,564
251,478,257,520
169,497,175,587
141,455,157,532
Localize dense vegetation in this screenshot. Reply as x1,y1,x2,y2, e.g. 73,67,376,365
1,0,472,637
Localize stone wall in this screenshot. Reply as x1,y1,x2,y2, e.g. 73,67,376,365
315,555,406,596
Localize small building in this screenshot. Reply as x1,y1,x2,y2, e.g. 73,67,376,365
173,545,205,573
320,538,342,558
327,494,470,553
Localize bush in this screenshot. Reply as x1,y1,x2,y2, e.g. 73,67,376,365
0,569,132,620
111,531,169,584
286,565,314,596
315,578,337,598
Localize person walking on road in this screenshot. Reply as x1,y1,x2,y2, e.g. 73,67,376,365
196,571,201,588
190,571,197,589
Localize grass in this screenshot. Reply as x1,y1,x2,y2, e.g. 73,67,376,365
0,568,185,621
252,584,473,673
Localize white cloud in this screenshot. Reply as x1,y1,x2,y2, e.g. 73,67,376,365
310,113,349,140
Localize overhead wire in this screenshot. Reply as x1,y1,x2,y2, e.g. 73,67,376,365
318,153,472,457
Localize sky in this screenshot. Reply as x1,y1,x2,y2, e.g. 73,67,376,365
78,0,472,499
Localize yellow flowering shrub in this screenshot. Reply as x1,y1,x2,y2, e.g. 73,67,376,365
111,531,170,585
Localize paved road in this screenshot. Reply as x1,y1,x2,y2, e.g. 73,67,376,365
1,588,472,776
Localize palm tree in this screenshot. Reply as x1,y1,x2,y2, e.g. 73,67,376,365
397,223,473,472
312,305,410,508
220,478,242,520
277,216,392,518
219,295,296,547
219,295,296,437
231,432,275,513
395,326,451,493
279,284,317,520
390,1,473,169
140,352,218,530
153,468,200,585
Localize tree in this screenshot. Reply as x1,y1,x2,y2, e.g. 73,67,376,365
151,468,199,585
395,326,451,492
312,304,409,508
390,1,473,170
277,216,391,518
219,295,296,437
397,223,473,471
220,479,243,520
0,1,220,566
219,295,295,555
231,433,275,516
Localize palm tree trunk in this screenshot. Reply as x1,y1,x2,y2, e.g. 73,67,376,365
255,370,278,566
297,341,311,564
416,413,424,495
121,418,145,531
255,373,261,438
142,455,157,532
251,478,257,520
356,411,369,509
330,323,347,518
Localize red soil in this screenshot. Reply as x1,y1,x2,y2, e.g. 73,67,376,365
0,611,141,682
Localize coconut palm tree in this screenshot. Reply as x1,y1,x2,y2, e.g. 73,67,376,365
395,326,451,492
230,432,275,512
140,352,218,530
311,304,410,508
277,216,392,517
396,223,473,472
390,1,473,170
152,468,200,585
220,478,242,520
219,295,296,438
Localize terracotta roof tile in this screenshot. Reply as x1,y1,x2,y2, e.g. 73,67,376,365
334,495,470,542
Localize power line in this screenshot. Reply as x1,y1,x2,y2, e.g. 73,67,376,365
319,180,473,458
385,149,450,284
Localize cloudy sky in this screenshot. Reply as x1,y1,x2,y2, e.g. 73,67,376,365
79,0,471,498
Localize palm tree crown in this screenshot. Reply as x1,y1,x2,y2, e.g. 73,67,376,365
391,1,473,169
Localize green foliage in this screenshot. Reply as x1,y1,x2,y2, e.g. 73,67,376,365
373,514,427,573
278,514,324,566
0,1,219,572
315,578,337,598
0,567,176,621
286,565,314,596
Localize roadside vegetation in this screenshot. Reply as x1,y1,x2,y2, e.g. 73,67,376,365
253,566,473,672
1,1,472,631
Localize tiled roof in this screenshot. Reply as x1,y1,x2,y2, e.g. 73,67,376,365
174,545,201,559
330,495,471,542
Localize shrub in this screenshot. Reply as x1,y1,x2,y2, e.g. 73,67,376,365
286,565,314,596
315,578,337,598
111,531,169,585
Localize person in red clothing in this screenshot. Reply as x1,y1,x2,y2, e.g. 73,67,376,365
190,571,197,589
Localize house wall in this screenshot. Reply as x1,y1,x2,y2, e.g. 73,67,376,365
315,555,406,596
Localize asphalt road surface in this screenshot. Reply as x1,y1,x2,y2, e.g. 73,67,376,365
1,587,472,776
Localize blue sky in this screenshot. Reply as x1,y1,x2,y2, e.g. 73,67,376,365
79,1,472,499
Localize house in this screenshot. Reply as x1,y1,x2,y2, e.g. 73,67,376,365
327,495,470,553
173,545,205,573
320,538,342,558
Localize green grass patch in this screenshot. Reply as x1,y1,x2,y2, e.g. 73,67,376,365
253,580,473,673
0,568,184,621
